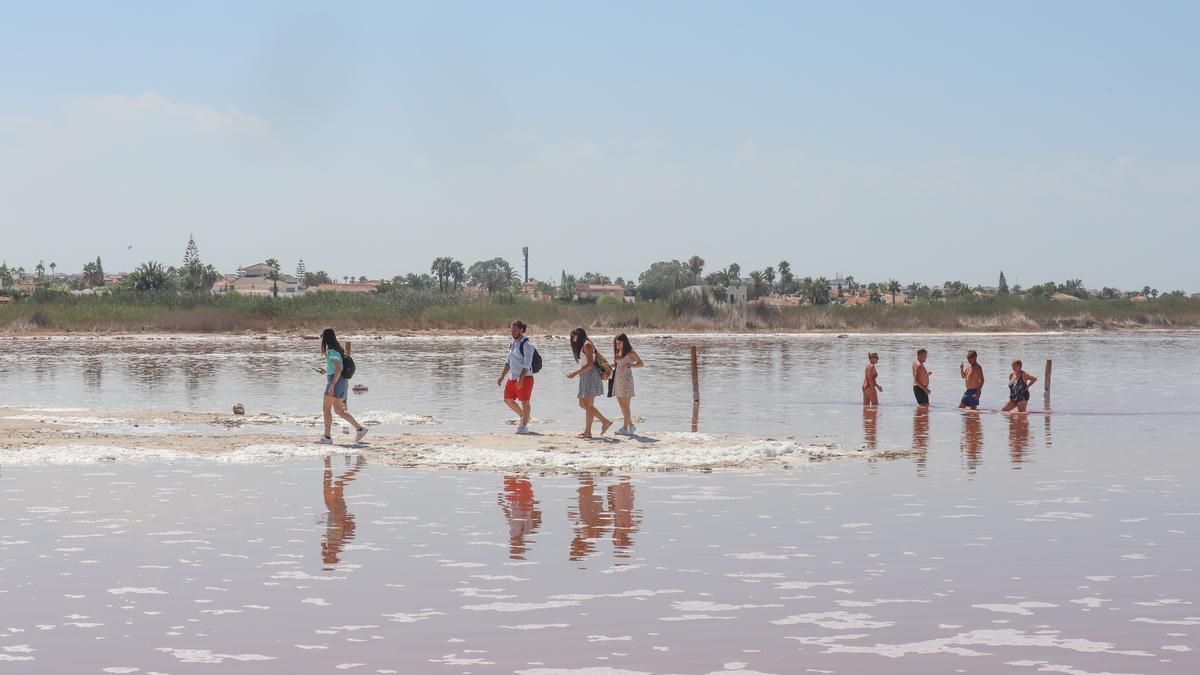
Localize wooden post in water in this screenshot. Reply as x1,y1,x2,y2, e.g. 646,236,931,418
690,346,700,432
690,346,700,404
1044,359,1052,394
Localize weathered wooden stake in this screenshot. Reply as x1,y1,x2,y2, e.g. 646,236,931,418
690,346,700,404
345,340,352,356
690,345,700,433
1044,359,1052,393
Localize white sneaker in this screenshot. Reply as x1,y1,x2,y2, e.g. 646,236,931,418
516,425,530,435
627,424,637,435
317,436,333,445
354,427,369,443
616,426,629,435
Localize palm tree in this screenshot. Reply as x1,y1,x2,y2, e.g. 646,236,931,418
845,275,858,295
35,260,45,278
813,276,832,305
431,257,454,292
449,260,465,291
201,265,221,291
82,261,99,288
763,266,775,293
867,282,882,304
264,258,282,298
748,271,765,298
727,263,741,282
687,255,705,282
127,261,172,291
887,279,901,305
777,260,793,293
49,262,57,277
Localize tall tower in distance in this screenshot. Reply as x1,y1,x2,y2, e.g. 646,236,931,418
522,246,529,283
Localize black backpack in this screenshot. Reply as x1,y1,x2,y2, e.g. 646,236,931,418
518,338,542,374
339,351,356,379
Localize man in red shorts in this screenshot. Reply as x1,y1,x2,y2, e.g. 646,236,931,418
498,320,536,434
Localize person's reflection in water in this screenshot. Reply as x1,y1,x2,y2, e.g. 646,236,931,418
498,476,542,560
862,407,878,451
83,356,103,391
569,475,612,561
1043,394,1053,448
912,407,930,476
1008,412,1032,468
322,455,365,569
961,411,983,474
607,478,640,559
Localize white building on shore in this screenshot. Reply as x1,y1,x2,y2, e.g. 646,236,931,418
213,262,302,296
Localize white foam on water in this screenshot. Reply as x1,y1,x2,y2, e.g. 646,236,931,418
2,414,136,427
381,610,444,623
107,587,167,596
973,602,1059,616
418,440,850,471
770,611,894,630
462,601,580,612
513,662,652,667
3,438,882,471
2,445,183,465
155,648,275,664
244,411,438,427
825,628,1153,658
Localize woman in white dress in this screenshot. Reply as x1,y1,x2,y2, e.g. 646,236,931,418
611,333,644,435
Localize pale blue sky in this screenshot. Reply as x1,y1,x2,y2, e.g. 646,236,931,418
2,1,1197,290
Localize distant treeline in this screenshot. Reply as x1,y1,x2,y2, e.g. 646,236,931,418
2,287,1199,334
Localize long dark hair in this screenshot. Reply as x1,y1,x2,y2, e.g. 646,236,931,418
321,328,345,356
614,333,633,358
570,327,590,362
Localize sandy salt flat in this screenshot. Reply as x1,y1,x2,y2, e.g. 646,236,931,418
0,407,916,472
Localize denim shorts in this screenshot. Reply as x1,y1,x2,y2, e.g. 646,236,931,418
325,376,349,399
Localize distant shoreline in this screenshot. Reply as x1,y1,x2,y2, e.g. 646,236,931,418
3,293,1199,335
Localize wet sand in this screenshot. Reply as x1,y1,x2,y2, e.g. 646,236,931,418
0,407,917,472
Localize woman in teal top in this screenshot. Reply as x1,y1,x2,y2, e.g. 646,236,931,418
319,328,368,445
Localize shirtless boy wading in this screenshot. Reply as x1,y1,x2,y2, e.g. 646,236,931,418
912,348,931,406
959,350,985,410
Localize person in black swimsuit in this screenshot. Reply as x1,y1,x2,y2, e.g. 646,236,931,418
1002,359,1038,413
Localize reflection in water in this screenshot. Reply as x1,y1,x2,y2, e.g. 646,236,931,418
322,455,365,568
1008,413,1032,468
569,476,640,562
182,356,219,393
499,476,541,560
1043,394,1053,447
862,408,878,451
82,356,103,390
961,412,983,474
132,353,171,387
912,408,929,476
608,479,639,558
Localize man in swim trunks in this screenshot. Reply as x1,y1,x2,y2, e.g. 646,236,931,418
498,320,535,434
958,350,985,410
912,348,931,406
